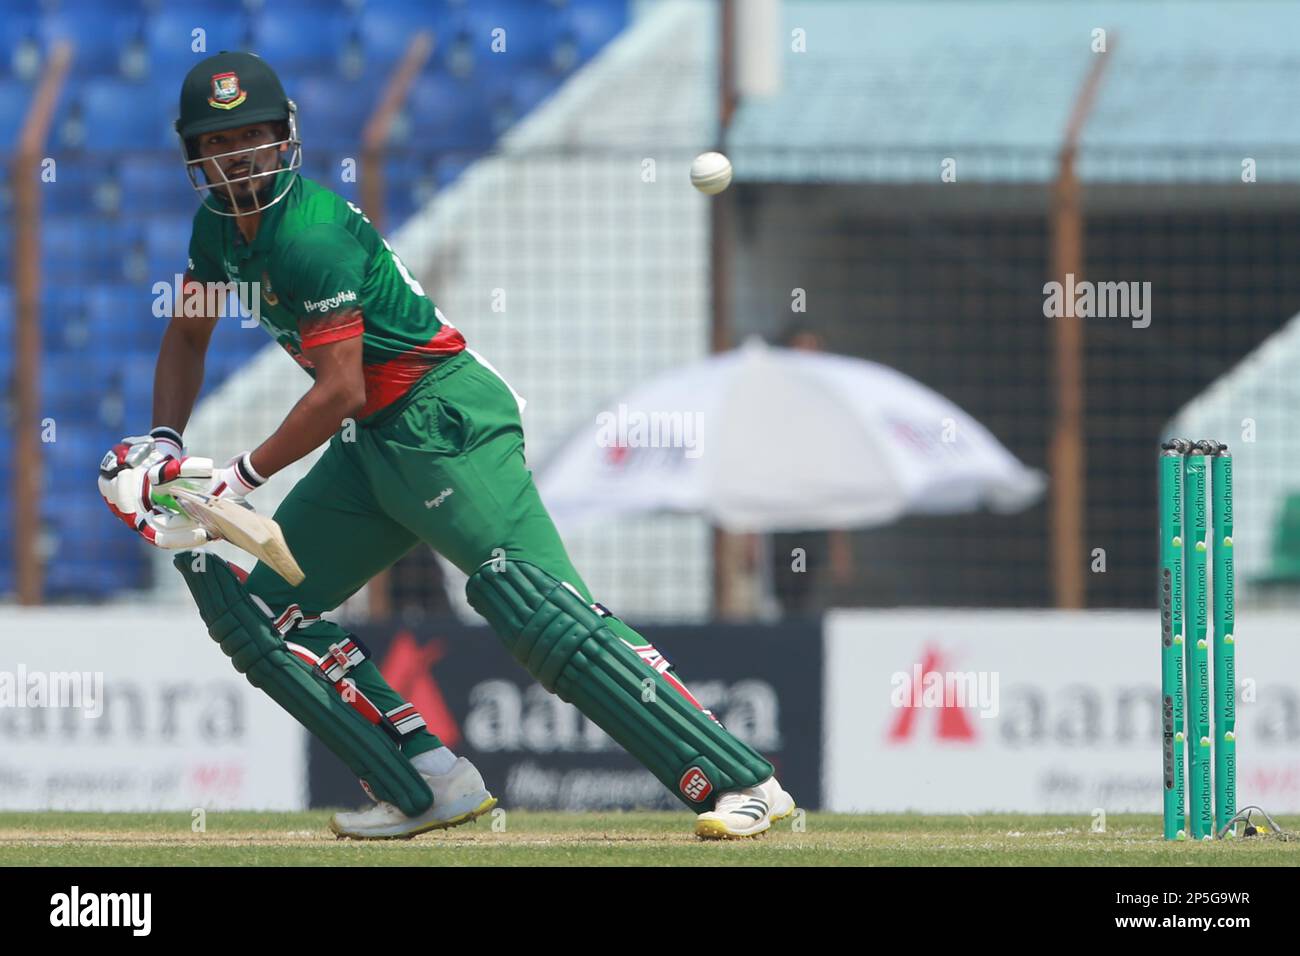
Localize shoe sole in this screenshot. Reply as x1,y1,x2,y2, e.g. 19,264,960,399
694,796,797,841
330,794,498,841
694,816,771,840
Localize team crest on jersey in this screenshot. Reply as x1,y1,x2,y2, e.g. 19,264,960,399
208,72,247,110
261,272,278,306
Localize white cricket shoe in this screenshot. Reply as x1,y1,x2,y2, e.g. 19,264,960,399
694,776,796,840
330,752,497,840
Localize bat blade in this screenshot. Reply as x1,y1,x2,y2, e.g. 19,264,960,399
171,488,305,586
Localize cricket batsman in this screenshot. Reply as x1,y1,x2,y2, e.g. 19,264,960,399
98,52,793,840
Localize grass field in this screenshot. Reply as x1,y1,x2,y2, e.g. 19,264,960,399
2,811,1297,865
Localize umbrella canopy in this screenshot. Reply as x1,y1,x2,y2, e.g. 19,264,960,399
536,339,1045,532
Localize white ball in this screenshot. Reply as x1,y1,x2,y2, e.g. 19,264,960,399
691,151,732,195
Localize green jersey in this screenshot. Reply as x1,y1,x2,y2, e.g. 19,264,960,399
184,171,466,421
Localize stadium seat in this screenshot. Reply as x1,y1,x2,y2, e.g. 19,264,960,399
0,81,33,151
88,285,166,355
50,0,149,14
145,12,254,82
206,305,271,362
238,0,358,14
564,0,630,64
44,423,103,476
291,74,382,150
383,151,435,201
77,80,178,150
44,157,122,215
249,10,353,72
300,158,362,205
44,493,150,596
43,285,92,353
42,216,145,282
0,283,12,380
145,215,196,279
119,154,196,215
0,16,41,81
434,152,473,187
482,67,560,134
354,4,462,68
39,12,147,78
458,0,558,68
402,72,493,150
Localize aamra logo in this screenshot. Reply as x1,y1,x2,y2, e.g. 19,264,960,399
378,631,461,749
680,766,713,802
887,646,979,743
208,71,246,110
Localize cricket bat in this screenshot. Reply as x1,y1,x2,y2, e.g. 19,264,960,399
170,487,305,586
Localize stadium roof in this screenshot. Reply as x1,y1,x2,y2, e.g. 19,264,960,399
728,0,1300,183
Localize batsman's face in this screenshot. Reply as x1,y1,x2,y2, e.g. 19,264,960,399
196,121,286,212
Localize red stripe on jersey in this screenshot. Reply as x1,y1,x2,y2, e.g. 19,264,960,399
359,325,467,419
299,307,365,350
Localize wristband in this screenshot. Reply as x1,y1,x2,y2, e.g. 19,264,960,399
150,426,184,460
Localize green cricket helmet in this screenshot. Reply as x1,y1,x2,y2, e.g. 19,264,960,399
175,51,301,217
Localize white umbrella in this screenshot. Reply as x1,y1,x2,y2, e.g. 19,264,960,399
536,339,1045,532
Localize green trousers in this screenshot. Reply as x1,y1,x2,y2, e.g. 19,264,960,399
246,350,594,758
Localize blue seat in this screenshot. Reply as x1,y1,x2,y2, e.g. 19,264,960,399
89,285,165,354
0,80,33,151
298,155,361,206
119,355,156,419
42,383,99,430
45,350,107,393
459,0,557,68
43,284,92,352
250,11,352,71
44,425,103,476
0,283,12,379
292,74,381,150
367,153,422,221
91,356,150,434
50,0,148,15
481,67,559,133
435,152,473,187
42,216,145,282
403,72,493,150
78,80,177,150
207,307,270,361
43,156,123,214
40,12,146,77
120,154,196,214
145,12,253,79
240,0,356,14
355,3,462,66
45,490,150,595
0,15,40,80
563,0,630,64
145,214,195,274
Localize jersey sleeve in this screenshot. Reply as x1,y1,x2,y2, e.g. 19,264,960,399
273,224,368,349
